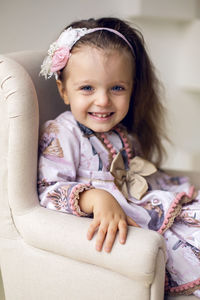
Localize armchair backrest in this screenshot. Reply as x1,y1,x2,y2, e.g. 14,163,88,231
6,51,66,125
0,51,66,238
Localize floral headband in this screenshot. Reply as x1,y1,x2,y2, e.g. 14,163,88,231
40,26,135,79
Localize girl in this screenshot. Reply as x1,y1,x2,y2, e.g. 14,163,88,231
38,17,200,297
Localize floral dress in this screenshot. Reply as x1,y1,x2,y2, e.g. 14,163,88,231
38,111,200,297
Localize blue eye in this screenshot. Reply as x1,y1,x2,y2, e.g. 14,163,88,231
81,85,93,91
112,85,124,91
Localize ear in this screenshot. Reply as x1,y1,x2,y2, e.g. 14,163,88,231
56,80,70,105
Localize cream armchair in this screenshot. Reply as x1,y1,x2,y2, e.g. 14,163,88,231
0,51,199,300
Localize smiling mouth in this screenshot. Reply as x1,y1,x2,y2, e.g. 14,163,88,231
89,112,114,118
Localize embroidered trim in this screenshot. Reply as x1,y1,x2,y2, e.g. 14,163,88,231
115,126,133,162
69,183,93,216
165,276,200,296
97,125,133,169
100,132,117,159
95,132,115,169
158,186,196,234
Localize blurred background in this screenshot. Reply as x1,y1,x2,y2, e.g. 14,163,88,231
0,0,200,171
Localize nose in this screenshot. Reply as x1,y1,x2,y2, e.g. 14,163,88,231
94,91,110,107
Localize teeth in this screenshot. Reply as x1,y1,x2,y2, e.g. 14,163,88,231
91,112,112,118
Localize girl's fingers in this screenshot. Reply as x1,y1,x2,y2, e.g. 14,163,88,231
127,216,140,227
87,215,139,253
118,219,128,244
95,222,109,252
104,223,118,253
87,219,100,240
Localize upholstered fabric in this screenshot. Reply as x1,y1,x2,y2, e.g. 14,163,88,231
0,51,199,300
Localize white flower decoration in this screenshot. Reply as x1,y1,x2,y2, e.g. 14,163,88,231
40,27,94,79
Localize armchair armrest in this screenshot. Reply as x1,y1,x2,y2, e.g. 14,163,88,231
14,204,166,283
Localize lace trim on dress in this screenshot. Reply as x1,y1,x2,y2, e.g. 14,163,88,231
158,186,197,234
165,275,200,296
69,183,93,216
96,125,134,170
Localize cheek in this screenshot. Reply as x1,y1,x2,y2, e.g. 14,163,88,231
70,101,88,116
121,96,131,111
122,98,131,117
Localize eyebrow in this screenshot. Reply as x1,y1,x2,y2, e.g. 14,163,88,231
73,80,93,86
74,80,133,86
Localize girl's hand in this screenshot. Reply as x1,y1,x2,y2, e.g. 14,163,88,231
79,189,140,253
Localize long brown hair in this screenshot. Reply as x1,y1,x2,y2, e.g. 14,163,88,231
61,17,168,166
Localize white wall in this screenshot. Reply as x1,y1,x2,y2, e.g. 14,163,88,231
0,0,123,53
1,0,200,171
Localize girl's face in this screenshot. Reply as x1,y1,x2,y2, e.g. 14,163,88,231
57,46,134,133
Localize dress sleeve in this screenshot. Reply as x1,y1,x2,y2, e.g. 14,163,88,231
37,119,93,216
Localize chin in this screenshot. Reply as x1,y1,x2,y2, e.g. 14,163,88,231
93,127,113,133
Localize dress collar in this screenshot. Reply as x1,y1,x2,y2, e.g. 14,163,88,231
77,122,94,137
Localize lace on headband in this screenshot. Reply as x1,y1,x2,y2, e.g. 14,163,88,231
40,26,135,79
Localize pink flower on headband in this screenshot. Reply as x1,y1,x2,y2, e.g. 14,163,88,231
50,47,70,73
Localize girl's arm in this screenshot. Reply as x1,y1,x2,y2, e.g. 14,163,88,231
79,188,139,253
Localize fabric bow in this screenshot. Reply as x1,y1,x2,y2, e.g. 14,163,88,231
110,152,157,200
